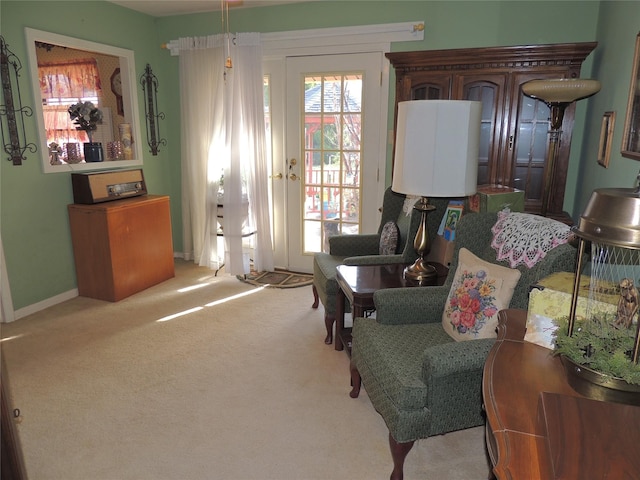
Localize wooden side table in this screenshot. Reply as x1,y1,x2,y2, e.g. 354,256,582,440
334,262,448,353
483,309,640,479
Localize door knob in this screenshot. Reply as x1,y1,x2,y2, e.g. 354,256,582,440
289,173,299,181
270,173,283,179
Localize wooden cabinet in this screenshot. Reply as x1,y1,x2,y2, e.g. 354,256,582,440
387,43,597,220
68,195,175,302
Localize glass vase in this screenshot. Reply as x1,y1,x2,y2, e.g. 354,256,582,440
83,142,104,162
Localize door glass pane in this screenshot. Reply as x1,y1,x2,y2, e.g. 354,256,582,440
465,84,495,185
303,73,362,253
515,93,550,202
412,84,444,100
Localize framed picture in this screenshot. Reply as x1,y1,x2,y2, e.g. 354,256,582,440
621,32,640,160
598,111,616,168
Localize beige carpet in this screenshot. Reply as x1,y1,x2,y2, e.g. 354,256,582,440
1,259,490,480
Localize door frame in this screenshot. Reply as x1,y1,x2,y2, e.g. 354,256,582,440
1,237,14,323
285,52,386,272
261,22,424,269
265,51,388,272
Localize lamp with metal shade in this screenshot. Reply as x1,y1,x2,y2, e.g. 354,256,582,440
392,100,482,284
521,78,601,217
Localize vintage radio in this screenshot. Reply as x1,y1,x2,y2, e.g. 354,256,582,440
71,169,147,204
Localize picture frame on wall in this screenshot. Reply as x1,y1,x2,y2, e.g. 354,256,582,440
621,32,640,160
597,111,616,168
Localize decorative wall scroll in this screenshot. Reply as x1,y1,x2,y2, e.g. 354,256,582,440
139,64,166,155
0,35,37,165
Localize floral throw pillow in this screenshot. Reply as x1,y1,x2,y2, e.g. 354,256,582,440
379,221,400,255
442,248,521,341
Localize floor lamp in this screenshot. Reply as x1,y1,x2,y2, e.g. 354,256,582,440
392,100,482,283
521,79,601,217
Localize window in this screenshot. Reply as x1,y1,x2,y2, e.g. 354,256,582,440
38,59,102,152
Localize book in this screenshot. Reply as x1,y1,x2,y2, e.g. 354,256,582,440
438,201,464,241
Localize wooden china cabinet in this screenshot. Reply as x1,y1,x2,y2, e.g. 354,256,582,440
387,42,597,222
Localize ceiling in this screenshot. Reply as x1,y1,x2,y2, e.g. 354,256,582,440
107,0,314,17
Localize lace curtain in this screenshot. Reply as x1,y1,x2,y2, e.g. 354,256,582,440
177,33,274,275
38,59,101,145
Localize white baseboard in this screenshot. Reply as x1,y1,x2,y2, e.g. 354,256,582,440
12,289,79,321
8,253,187,322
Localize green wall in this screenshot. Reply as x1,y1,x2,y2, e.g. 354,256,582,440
1,1,175,311
3,0,637,314
575,1,640,211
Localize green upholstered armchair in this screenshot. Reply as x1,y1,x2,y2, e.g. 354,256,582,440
348,211,578,480
311,187,449,344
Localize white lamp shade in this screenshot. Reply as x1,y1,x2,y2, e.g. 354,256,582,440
392,100,481,197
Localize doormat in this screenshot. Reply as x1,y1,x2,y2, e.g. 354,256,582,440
237,269,313,289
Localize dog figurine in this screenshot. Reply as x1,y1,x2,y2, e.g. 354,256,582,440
614,278,639,329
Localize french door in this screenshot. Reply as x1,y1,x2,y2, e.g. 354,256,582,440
264,52,386,273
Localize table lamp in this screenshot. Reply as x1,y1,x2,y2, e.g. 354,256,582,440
392,99,481,283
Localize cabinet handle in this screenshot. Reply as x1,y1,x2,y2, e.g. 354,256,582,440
508,135,514,151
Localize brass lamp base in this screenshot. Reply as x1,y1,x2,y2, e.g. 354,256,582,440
404,196,437,285
404,259,437,284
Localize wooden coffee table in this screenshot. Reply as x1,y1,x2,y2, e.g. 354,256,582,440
334,262,447,353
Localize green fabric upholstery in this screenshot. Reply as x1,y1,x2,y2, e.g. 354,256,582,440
312,188,449,322
350,211,578,448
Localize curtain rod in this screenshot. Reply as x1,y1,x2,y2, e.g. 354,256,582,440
161,21,425,56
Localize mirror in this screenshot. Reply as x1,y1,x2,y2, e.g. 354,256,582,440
25,28,143,173
621,32,640,160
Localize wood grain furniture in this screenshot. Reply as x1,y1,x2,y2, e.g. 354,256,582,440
68,195,174,302
483,309,640,479
386,42,596,222
334,262,447,353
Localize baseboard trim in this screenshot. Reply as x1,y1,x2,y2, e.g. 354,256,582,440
9,254,187,322
12,289,79,321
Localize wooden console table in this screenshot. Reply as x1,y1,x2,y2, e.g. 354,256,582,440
68,195,174,302
483,309,640,479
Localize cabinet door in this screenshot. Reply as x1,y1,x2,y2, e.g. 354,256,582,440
454,74,508,186
507,72,575,215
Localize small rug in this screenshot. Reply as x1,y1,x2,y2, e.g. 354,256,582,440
237,269,313,288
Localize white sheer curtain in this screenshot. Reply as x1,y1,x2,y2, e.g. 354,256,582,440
178,33,274,275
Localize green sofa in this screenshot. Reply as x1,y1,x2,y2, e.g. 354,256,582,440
311,188,449,344
349,211,578,480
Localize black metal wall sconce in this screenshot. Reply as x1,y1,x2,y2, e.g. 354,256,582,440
139,63,166,156
1,35,37,165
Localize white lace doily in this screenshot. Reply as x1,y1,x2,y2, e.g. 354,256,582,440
490,211,571,268
402,196,420,216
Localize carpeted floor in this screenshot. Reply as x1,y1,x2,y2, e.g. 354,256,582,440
237,269,313,288
1,259,490,479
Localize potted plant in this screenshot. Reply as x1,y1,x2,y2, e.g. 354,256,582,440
68,101,104,162
553,310,640,394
